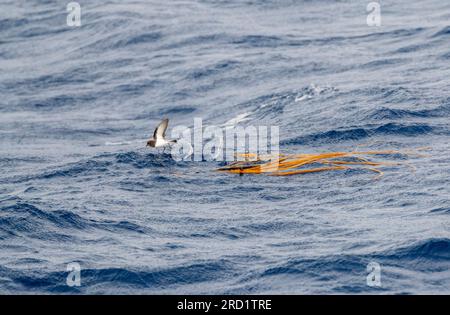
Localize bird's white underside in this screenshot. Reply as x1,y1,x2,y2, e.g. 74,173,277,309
154,139,171,147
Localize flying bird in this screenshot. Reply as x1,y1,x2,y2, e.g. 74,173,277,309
147,118,177,149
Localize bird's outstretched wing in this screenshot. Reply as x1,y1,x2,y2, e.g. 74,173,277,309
153,118,169,139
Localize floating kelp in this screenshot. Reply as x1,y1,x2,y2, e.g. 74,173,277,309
217,149,428,178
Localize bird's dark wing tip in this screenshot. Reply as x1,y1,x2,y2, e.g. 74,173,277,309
154,118,170,139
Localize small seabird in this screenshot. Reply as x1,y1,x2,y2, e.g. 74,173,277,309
146,118,177,149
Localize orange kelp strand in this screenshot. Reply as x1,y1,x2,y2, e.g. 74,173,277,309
217,149,424,178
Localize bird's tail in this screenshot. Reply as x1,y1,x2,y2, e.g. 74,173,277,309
169,139,177,144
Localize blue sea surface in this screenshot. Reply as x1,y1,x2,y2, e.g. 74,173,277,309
1,0,449,294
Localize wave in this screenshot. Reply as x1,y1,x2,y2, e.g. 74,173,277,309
215,85,338,127
160,26,425,52
0,201,80,241
365,103,450,120
257,238,450,293
429,207,450,214
3,152,181,184
113,32,163,48
162,33,231,50
282,123,436,145
0,17,29,32
431,25,450,38
393,42,434,54
229,27,426,49
189,224,294,240
441,51,450,60
159,105,197,115
13,94,97,111
40,160,113,180
376,238,450,261
186,60,241,80
358,86,420,105
295,84,338,102
115,152,184,169
0,199,152,241
360,58,406,69
0,260,235,293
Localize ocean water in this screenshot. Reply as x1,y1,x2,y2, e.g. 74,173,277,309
1,0,450,294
